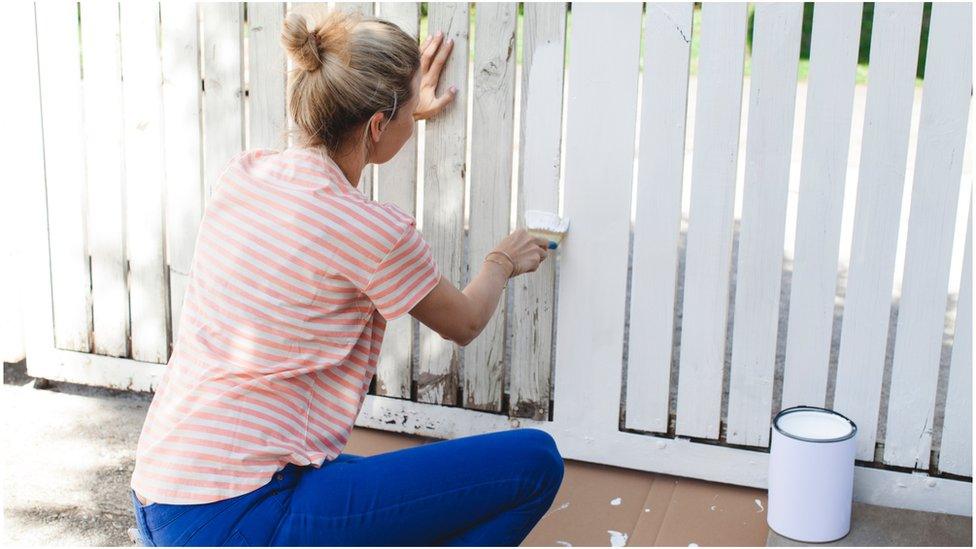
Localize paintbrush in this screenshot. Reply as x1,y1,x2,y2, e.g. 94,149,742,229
524,210,570,248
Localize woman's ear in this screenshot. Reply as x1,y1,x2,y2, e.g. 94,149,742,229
368,112,386,143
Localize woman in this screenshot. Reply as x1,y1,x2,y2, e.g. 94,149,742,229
129,10,563,547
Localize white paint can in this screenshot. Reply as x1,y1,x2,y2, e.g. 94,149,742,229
767,405,858,543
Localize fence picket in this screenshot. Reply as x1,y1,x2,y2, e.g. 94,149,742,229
675,3,749,440
34,1,92,353
781,3,862,409
248,3,288,151
81,1,128,358
375,1,420,399
833,3,924,461
510,2,567,420
884,3,972,470
465,3,517,413
552,2,643,430
625,2,693,433
726,3,803,447
418,2,469,406
161,3,204,343
121,2,169,363
940,206,973,476
202,3,245,201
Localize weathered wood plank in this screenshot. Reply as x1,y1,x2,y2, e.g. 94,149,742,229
248,3,288,151
726,3,803,447
121,1,169,364
161,2,204,343
833,3,924,460
625,2,693,433
35,1,93,353
464,3,517,413
884,3,972,470
202,3,245,200
940,205,972,477
551,2,643,431
375,1,420,400
417,2,469,406
81,1,129,357
510,1,567,421
781,2,862,409
675,3,749,440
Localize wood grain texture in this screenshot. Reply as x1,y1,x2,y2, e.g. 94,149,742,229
248,2,288,151
121,2,169,364
675,3,749,440
510,1,567,421
375,1,420,399
551,3,643,431
35,1,93,353
832,3,924,460
726,3,803,447
418,2,469,406
940,206,972,476
81,1,129,357
464,3,517,413
161,2,204,343
884,3,972,469
202,3,245,201
625,2,693,433
781,3,862,409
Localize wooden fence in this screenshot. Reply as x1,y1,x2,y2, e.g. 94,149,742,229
11,1,972,515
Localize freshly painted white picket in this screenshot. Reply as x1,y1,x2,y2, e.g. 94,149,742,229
676,2,749,440
465,2,517,413
161,3,204,343
626,2,693,434
81,1,129,358
553,2,643,433
374,1,421,400
940,207,972,477
781,3,862,409
418,2,468,406
884,2,972,470
726,2,803,447
833,3,924,461
510,2,566,421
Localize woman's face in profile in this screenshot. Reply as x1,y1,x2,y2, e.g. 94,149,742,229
370,70,421,164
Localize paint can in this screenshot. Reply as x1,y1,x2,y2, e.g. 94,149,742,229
767,405,858,543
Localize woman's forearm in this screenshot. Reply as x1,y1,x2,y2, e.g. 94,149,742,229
457,260,511,344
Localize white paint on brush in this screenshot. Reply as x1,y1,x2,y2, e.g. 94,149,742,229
610,497,622,506
608,530,628,547
755,499,764,512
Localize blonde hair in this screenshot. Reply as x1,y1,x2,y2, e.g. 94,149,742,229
281,10,420,154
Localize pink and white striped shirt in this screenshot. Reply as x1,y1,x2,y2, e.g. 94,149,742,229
130,146,441,504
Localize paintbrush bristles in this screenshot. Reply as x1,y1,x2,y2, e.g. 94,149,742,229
525,210,570,244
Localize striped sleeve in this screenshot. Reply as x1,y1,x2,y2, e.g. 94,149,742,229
363,218,441,321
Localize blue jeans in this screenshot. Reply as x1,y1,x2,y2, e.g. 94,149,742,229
130,428,564,546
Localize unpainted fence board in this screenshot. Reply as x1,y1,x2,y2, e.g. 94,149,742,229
81,1,129,357
121,2,169,364
833,3,924,460
418,2,469,406
675,3,749,440
884,3,972,470
161,3,204,343
510,1,567,421
726,3,803,447
551,2,643,431
248,3,288,151
940,206,973,476
781,3,863,409
465,3,517,413
34,1,93,353
375,1,420,400
202,3,245,200
625,2,693,433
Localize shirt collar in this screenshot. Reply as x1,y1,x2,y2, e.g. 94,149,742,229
283,146,363,197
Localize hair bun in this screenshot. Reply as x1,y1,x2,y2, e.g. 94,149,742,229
282,12,323,72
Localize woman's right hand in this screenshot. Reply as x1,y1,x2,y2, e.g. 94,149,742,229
490,229,551,277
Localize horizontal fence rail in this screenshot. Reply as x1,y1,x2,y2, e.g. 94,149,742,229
17,1,973,515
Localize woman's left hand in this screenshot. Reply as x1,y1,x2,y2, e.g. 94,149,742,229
413,31,458,121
